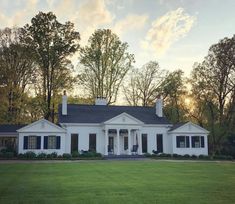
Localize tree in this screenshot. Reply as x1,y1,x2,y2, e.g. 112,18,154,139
160,70,187,123
0,27,35,124
23,12,80,121
190,35,235,154
123,61,166,106
79,29,134,104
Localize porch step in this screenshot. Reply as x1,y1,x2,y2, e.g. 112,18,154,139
104,155,146,160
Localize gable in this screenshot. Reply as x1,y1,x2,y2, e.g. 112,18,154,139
104,112,144,125
17,119,66,133
169,122,209,134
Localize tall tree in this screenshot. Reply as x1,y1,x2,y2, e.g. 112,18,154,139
190,36,235,154
123,61,166,106
23,12,80,121
0,27,35,124
79,29,134,104
160,69,187,123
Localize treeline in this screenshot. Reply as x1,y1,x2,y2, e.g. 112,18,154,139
0,12,234,156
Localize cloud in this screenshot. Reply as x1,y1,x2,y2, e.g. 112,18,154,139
141,8,196,56
113,14,148,37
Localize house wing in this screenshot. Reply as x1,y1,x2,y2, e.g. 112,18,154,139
104,112,144,125
17,119,66,133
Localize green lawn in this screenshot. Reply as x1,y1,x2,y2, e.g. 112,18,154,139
0,161,235,204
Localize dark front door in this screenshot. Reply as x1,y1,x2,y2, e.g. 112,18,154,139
157,134,163,153
71,134,78,153
108,137,114,152
142,134,147,153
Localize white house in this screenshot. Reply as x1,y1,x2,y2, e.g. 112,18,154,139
0,93,209,156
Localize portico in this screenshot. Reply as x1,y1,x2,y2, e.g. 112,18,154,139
104,127,142,156
103,112,144,156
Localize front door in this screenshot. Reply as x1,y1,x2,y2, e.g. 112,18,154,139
157,134,163,153
108,136,114,153
142,134,147,153
71,134,78,153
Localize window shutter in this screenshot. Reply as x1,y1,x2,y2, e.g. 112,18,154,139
201,136,205,148
192,137,195,148
37,136,41,149
186,136,189,148
176,136,180,148
44,136,48,149
56,136,61,149
23,136,28,149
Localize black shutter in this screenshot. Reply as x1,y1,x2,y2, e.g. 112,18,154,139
23,136,28,149
176,136,180,148
56,136,61,149
44,136,48,149
201,136,205,148
186,136,189,148
192,137,195,148
37,136,41,149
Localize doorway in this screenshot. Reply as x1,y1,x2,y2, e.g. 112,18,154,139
71,134,78,153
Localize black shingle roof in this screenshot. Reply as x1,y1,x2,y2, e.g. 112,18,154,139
58,104,171,125
0,124,26,133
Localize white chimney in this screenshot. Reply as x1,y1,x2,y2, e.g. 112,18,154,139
95,97,107,105
156,97,163,117
62,90,67,115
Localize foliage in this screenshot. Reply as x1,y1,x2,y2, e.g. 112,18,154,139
71,151,80,158
23,11,80,122
62,153,72,159
123,61,166,106
79,29,134,104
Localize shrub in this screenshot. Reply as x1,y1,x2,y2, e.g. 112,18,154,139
17,153,24,159
80,151,102,158
172,154,179,158
183,154,190,159
144,153,152,157
0,149,15,158
72,151,80,158
191,155,198,159
213,155,233,160
37,153,47,159
24,151,37,159
158,153,171,158
198,155,210,160
63,153,72,159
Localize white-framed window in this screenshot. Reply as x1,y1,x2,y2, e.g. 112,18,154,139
192,136,205,148
28,136,37,149
176,136,190,148
48,136,57,149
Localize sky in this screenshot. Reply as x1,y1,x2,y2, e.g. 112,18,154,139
0,0,235,76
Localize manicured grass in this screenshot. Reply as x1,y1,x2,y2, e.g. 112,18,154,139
0,161,234,204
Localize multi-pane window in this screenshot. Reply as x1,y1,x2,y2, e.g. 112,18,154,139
28,136,37,149
176,136,189,148
89,134,96,151
192,136,205,148
48,136,57,149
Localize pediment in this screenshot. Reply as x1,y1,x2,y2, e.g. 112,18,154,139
17,119,66,133
104,112,144,125
169,122,209,134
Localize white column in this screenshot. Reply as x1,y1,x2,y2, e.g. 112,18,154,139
105,129,108,155
138,130,142,155
117,129,120,155
128,129,131,155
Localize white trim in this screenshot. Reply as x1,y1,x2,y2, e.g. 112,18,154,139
17,118,66,133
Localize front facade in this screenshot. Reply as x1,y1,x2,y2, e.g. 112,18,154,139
0,95,209,156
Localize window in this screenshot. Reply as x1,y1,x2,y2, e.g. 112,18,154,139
124,137,128,150
176,136,189,148
89,134,96,151
48,136,56,149
44,136,61,149
28,136,37,149
24,136,41,150
192,136,205,148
